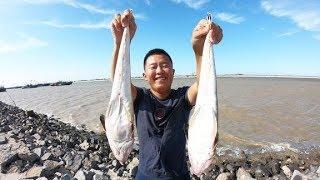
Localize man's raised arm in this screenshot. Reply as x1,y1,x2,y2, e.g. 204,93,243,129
110,10,138,102
187,19,223,106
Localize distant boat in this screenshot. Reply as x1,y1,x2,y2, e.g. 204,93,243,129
0,86,6,92
50,81,73,86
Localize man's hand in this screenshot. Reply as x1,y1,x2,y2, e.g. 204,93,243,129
191,19,223,56
111,9,137,46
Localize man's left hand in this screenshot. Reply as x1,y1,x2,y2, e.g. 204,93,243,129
191,19,223,56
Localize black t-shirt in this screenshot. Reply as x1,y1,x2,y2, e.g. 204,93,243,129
134,86,193,179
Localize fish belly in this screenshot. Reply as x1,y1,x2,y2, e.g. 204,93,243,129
188,30,218,176
105,27,134,164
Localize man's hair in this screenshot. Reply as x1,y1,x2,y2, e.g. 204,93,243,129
143,48,173,69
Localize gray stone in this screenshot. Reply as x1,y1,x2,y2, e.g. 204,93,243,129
41,153,52,161
44,160,63,170
282,165,292,178
127,157,139,176
66,154,83,173
51,147,64,157
36,177,48,180
237,167,256,180
37,140,46,146
54,172,62,177
291,170,308,180
26,110,38,118
90,169,104,175
33,133,41,140
74,169,86,180
80,140,89,151
22,152,39,163
0,152,18,172
0,134,7,144
226,164,234,173
316,166,320,176
93,174,109,180
255,164,272,178
33,147,43,157
112,160,121,170
117,167,124,176
26,166,44,178
131,166,138,178
60,173,72,180
216,172,231,180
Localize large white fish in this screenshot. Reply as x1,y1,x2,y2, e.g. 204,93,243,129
105,26,134,164
187,15,218,176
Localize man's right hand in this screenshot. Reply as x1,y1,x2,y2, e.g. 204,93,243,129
111,9,137,46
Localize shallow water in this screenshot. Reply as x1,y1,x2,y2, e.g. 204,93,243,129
1,77,319,155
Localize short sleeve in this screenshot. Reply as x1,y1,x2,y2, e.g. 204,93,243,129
134,86,145,109
176,86,193,110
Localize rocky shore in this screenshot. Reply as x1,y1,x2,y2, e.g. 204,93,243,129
0,101,319,180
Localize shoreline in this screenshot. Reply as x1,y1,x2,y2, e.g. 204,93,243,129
0,101,319,179
2,74,319,89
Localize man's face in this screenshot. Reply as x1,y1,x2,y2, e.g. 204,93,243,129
143,54,175,93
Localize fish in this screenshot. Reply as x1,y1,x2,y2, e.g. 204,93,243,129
187,13,218,177
105,26,134,164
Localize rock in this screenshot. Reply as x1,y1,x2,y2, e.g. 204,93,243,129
66,154,83,173
267,160,281,174
282,165,292,178
26,110,38,118
60,173,72,180
33,147,43,157
41,153,52,161
131,166,138,178
236,167,255,180
117,167,124,176
42,160,63,177
74,169,86,180
93,174,109,180
216,172,231,180
80,140,89,151
36,177,48,180
316,166,320,176
90,169,104,175
51,147,64,157
127,157,139,175
82,157,91,170
37,140,46,146
255,164,272,177
0,134,7,144
226,164,235,173
33,133,41,140
285,158,293,164
0,153,18,173
112,160,121,170
22,152,40,164
26,166,44,178
291,170,308,180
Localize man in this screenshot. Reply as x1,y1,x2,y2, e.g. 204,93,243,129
109,10,222,180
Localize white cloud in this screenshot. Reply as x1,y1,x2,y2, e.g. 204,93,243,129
23,0,115,15
277,29,299,38
0,34,47,54
170,0,210,9
34,20,109,29
216,12,245,24
261,0,320,32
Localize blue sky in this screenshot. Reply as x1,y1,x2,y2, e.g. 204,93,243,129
0,0,320,87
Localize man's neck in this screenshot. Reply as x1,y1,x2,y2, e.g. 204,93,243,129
150,89,171,100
